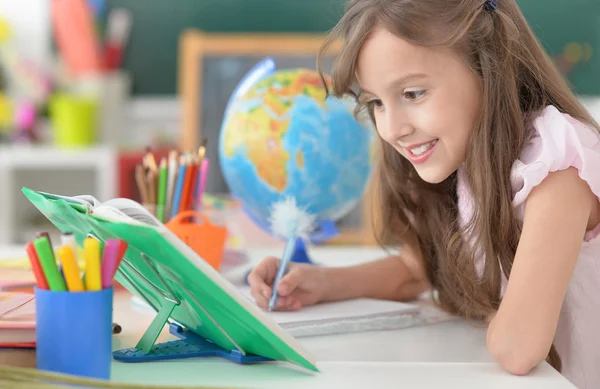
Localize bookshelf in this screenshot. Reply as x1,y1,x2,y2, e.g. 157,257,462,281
0,145,118,245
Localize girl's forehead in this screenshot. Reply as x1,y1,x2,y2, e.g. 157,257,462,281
356,28,454,87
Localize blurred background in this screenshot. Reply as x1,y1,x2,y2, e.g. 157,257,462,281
0,0,597,247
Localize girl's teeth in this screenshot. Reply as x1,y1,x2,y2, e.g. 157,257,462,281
411,140,437,155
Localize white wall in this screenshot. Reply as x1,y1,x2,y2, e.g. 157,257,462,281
0,0,51,69
581,97,600,122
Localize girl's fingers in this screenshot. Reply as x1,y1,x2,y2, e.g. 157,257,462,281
274,296,290,310
250,287,269,309
277,267,307,296
259,285,272,299
247,271,267,291
251,290,303,312
247,257,281,290
275,296,302,311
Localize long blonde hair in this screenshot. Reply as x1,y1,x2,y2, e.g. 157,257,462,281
319,0,599,371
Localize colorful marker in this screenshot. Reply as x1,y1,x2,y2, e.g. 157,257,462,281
33,237,67,292
57,245,84,292
35,231,53,250
25,241,49,290
100,239,120,289
60,232,80,260
83,237,102,291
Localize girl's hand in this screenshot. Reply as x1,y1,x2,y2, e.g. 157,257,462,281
247,256,328,311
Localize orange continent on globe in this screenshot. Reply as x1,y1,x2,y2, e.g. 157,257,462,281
222,69,331,192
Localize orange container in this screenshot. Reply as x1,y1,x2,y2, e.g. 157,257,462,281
165,210,227,270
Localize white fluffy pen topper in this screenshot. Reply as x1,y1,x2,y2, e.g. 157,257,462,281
268,197,316,311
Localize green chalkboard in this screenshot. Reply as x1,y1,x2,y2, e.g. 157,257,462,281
104,0,600,96
520,0,600,96
103,0,344,95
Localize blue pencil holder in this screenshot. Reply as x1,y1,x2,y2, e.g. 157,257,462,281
35,287,113,380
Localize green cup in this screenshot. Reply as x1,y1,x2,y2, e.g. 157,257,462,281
50,94,98,147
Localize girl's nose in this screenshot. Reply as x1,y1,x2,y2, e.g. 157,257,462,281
379,109,414,143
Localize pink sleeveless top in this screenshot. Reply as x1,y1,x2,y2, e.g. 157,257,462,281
457,105,600,389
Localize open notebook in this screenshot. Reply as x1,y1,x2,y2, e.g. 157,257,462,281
218,287,424,338
268,298,422,338
133,291,422,338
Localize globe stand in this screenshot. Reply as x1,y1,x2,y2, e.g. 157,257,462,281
289,219,339,265
290,238,312,265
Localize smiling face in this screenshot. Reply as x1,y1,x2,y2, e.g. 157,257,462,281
356,27,482,184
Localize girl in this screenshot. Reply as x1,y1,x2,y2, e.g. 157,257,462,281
247,0,600,387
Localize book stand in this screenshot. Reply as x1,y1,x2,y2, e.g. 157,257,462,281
112,252,271,364
22,187,317,372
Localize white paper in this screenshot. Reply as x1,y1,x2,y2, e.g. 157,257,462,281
238,286,423,337
270,298,419,326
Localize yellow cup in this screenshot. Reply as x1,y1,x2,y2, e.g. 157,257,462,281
50,94,97,147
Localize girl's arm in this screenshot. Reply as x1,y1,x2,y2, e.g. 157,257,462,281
322,237,430,303
487,167,599,375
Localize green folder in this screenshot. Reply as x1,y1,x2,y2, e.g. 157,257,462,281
22,187,318,372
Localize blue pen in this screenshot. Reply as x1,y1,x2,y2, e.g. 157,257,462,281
170,155,188,219
267,197,315,311
268,237,297,311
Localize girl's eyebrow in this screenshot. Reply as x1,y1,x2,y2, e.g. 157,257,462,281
361,73,429,95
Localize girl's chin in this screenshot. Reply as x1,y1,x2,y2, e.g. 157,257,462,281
413,164,457,184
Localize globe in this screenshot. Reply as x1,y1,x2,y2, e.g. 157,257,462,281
218,64,374,246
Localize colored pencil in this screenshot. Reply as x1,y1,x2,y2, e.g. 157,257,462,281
165,150,179,220
133,141,211,222
144,147,157,172
196,158,210,209
156,158,168,222
135,163,149,204
179,155,194,213
147,169,157,212
186,158,199,211
170,155,187,219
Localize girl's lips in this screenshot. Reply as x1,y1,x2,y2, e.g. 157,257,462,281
405,139,438,164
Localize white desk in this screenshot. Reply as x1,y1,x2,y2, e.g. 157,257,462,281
1,245,576,388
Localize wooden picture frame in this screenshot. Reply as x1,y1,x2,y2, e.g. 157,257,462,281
177,30,377,245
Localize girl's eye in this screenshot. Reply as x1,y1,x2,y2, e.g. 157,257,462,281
367,99,383,110
404,90,425,101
